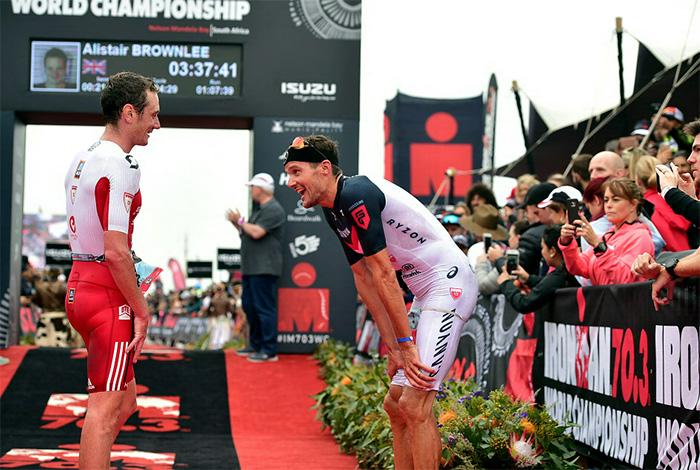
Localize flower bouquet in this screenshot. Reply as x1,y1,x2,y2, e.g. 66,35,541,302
312,339,580,470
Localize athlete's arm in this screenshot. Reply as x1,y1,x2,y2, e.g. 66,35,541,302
359,248,436,389
351,258,404,378
104,230,150,363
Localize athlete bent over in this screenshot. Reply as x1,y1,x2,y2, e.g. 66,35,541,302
283,135,477,469
64,72,160,469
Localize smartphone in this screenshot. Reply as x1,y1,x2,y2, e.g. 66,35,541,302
505,249,519,277
656,162,673,192
566,198,580,225
483,233,492,252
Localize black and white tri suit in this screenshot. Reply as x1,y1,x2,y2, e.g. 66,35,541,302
324,175,478,390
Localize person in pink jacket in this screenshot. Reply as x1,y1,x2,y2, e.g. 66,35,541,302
558,178,654,285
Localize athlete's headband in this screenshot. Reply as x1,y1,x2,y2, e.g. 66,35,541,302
283,136,339,166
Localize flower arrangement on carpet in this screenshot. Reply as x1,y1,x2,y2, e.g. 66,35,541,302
312,339,580,470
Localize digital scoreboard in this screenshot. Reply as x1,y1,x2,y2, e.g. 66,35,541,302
30,40,242,98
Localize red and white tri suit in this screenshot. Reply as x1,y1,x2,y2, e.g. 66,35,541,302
64,140,142,393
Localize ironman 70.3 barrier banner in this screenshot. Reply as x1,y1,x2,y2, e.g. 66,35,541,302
536,279,699,469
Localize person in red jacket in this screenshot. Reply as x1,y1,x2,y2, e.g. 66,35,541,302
634,155,691,252
558,178,654,285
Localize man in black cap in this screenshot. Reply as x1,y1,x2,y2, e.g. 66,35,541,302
512,182,557,275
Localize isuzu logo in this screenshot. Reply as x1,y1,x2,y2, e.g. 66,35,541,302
281,82,336,96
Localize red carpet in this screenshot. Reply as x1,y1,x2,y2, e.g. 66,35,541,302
226,351,358,470
0,346,356,470
0,345,34,397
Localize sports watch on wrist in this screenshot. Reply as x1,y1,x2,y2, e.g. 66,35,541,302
594,241,607,255
663,257,680,280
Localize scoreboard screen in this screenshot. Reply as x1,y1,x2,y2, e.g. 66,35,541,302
30,40,242,98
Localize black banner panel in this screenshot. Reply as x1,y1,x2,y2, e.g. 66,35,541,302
1,0,361,118
252,117,359,353
536,280,700,469
186,261,213,279
384,92,484,205
216,248,241,271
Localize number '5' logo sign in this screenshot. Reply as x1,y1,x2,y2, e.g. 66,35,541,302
125,155,139,169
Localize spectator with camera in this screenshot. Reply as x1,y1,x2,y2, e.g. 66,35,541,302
498,224,580,313
559,178,654,285
475,220,529,296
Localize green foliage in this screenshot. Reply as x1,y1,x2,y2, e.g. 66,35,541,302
19,333,35,345
312,339,580,470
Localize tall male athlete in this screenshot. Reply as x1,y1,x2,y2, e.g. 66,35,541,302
64,72,160,469
283,135,477,469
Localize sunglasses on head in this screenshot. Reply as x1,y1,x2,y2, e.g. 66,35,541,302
289,136,328,161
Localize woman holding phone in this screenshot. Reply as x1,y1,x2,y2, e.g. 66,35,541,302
558,178,654,285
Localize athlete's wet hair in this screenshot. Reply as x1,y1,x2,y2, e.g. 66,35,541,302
101,72,158,126
305,135,343,177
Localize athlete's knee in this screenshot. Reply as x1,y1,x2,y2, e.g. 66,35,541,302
383,390,401,420
398,391,433,425
86,399,123,433
121,392,138,420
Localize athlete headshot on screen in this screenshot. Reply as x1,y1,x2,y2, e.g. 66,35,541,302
34,47,77,90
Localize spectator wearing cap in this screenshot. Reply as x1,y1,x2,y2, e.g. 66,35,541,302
654,106,694,154
537,185,583,226
498,224,580,313
511,182,557,275
475,219,529,296
635,155,691,252
441,213,467,238
226,172,286,362
452,234,470,257
461,204,508,270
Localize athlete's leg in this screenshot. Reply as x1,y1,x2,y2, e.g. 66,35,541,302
116,378,138,429
384,384,413,469
398,387,439,470
79,389,128,469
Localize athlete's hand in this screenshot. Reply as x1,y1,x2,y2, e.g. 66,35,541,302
126,310,149,363
386,348,403,378
399,342,436,390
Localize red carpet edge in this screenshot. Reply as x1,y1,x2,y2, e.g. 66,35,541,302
225,351,357,470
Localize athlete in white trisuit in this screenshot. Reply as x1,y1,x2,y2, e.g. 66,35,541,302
64,72,160,470
283,135,477,470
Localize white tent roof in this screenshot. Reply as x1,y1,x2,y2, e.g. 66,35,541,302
359,0,700,180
